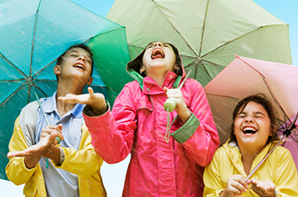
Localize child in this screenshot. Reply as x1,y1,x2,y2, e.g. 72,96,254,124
203,94,298,196
6,44,106,196
60,41,220,196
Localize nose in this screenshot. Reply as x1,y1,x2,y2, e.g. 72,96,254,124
244,116,253,123
78,56,86,63
153,42,162,47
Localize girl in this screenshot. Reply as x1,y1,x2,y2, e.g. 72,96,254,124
203,94,298,196
60,41,220,196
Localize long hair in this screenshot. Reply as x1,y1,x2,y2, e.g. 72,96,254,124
230,94,278,144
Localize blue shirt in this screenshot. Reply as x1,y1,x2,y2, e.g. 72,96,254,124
36,92,84,197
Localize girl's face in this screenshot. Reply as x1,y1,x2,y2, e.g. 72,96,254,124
142,41,176,77
234,101,272,153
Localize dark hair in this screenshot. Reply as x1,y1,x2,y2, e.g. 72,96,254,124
230,94,278,144
56,43,94,78
127,41,182,77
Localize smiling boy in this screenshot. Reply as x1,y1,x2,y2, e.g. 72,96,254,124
6,44,106,197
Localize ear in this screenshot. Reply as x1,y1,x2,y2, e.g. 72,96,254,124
270,125,277,136
86,76,93,86
140,66,146,74
54,65,61,75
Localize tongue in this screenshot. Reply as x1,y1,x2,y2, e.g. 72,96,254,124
152,54,163,59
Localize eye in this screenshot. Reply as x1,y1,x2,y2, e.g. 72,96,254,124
146,44,154,49
86,59,92,64
70,54,78,57
237,113,246,118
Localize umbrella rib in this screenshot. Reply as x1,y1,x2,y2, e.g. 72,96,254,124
32,83,49,98
29,1,41,80
151,0,197,57
198,0,210,57
0,82,27,108
238,57,291,123
33,26,127,79
201,24,284,58
0,79,26,83
0,53,28,78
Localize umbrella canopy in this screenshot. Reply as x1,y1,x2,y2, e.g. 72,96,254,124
204,55,298,169
107,0,292,87
0,0,131,180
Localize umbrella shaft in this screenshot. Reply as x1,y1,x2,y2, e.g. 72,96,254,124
245,136,284,181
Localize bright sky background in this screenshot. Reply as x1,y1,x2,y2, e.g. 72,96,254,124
1,0,297,196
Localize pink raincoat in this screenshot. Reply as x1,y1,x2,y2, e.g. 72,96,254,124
84,64,219,196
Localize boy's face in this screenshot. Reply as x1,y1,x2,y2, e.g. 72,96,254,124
55,47,93,85
142,41,176,76
233,101,272,153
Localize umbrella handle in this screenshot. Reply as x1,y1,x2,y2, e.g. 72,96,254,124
163,65,195,112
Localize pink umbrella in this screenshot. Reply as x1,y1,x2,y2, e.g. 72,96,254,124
204,56,298,171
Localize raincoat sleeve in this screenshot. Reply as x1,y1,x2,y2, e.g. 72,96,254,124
202,147,225,196
6,117,38,185
171,79,220,166
52,124,104,177
274,148,298,196
83,84,136,164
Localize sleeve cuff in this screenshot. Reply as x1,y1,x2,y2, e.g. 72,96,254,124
170,113,200,143
83,101,110,117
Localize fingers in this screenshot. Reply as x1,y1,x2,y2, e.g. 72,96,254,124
250,179,276,196
58,94,79,104
225,175,248,196
41,125,64,142
88,87,95,97
7,150,28,158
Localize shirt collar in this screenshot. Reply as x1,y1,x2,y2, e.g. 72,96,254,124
43,92,84,118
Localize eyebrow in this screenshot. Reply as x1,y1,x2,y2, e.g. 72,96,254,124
238,111,266,116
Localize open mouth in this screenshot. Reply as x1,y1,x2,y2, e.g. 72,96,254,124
151,48,165,59
73,63,85,71
242,127,257,134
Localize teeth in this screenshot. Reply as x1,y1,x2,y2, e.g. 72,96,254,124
152,48,164,58
243,127,257,134
74,64,84,70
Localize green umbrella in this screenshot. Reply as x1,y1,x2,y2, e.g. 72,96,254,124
107,0,292,86
0,0,131,180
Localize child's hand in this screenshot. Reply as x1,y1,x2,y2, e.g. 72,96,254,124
59,87,106,114
221,175,248,197
164,87,190,123
250,179,276,197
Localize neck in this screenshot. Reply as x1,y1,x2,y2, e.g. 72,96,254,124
56,80,84,117
147,70,168,87
239,144,261,175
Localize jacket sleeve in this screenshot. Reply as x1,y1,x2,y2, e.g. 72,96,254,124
83,84,137,164
6,117,39,185
202,148,225,196
274,148,298,196
53,124,104,177
171,80,220,166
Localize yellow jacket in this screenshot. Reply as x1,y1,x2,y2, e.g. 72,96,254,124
203,141,298,196
6,101,106,197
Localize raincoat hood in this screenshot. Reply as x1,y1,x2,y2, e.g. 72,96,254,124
126,42,185,89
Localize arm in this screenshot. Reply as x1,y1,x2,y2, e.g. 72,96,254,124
6,117,39,185
53,125,104,176
269,148,298,196
171,80,220,166
203,149,225,196
83,85,136,164
203,149,249,197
